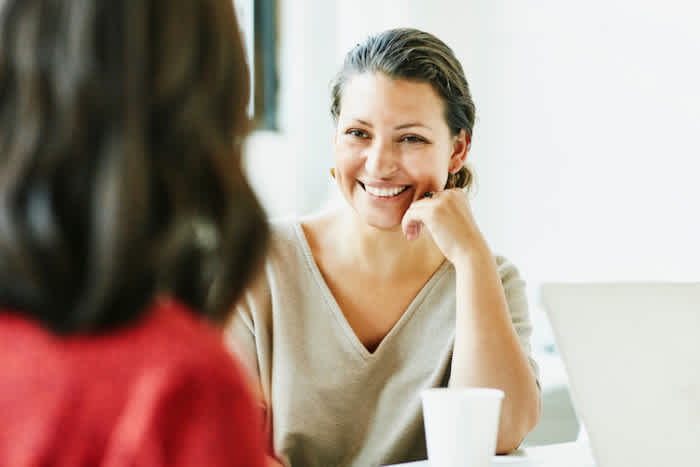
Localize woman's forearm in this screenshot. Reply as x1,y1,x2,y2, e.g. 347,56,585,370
449,249,541,453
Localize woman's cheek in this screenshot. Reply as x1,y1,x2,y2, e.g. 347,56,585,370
336,152,362,177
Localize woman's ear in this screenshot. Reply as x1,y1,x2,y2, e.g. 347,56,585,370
449,129,470,174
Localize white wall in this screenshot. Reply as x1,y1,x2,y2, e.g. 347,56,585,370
489,0,700,283
249,0,700,284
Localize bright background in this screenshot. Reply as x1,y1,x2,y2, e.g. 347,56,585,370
242,0,700,444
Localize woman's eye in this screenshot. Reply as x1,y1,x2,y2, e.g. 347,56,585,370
400,135,426,144
347,129,368,138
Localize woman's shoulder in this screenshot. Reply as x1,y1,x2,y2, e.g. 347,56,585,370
0,301,257,418
269,208,340,237
105,304,264,465
128,304,260,406
263,217,305,266
267,209,341,259
268,215,298,234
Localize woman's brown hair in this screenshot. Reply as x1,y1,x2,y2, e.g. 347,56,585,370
330,28,476,190
0,0,268,333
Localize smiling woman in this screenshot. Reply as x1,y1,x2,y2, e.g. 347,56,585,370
332,73,464,230
330,30,475,194
228,28,542,467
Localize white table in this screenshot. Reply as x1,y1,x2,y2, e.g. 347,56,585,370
384,441,596,466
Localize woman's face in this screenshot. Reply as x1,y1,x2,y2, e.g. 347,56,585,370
334,72,468,230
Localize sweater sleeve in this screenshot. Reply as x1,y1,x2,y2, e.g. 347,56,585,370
495,255,541,390
103,361,266,467
226,271,276,456
227,299,261,383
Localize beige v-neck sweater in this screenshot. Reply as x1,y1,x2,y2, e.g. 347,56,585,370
227,220,539,467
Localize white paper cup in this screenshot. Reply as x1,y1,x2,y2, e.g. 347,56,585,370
421,387,504,467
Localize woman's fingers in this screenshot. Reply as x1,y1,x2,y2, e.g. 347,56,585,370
402,197,435,240
402,189,485,263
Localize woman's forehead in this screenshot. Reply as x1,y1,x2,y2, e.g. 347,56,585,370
339,72,447,127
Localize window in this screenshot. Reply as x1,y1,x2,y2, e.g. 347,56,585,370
233,0,279,130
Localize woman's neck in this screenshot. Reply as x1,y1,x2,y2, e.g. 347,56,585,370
317,207,446,279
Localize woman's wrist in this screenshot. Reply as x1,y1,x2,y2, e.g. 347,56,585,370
451,237,492,272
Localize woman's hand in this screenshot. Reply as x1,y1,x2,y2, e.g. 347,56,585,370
401,189,489,266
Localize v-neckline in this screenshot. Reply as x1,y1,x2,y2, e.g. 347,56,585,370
292,222,451,361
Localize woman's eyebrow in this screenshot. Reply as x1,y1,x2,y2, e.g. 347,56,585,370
394,122,431,130
352,118,373,127
349,119,431,130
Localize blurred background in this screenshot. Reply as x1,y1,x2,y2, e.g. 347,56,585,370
237,0,700,445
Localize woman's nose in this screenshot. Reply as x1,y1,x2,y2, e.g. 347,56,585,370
364,140,398,177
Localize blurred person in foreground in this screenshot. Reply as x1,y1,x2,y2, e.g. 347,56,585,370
0,1,272,465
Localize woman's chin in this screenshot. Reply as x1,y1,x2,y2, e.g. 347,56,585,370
360,213,404,232
346,196,409,232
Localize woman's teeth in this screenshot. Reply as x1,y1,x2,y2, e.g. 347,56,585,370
364,184,409,197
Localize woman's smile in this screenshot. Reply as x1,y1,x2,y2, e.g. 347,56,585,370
358,181,413,201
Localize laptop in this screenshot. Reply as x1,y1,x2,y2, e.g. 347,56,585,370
540,283,700,467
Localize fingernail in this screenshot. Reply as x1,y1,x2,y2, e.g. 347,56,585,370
405,223,421,240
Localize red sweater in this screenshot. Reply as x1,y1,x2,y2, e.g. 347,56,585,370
0,299,266,467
